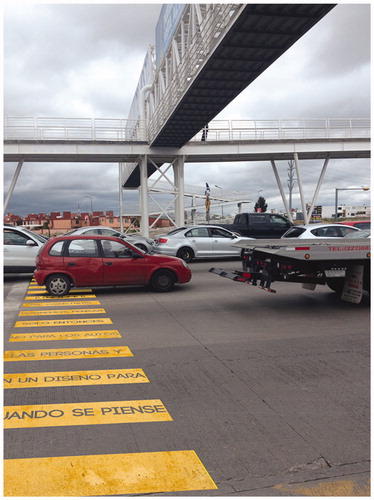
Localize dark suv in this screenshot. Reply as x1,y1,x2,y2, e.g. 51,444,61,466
217,212,293,238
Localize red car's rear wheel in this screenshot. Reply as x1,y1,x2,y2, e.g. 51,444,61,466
45,274,72,296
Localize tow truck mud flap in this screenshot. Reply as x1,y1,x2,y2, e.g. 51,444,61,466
302,283,316,290
341,265,364,304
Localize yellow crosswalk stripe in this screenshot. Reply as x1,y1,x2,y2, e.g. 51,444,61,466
4,368,149,388
9,330,121,341
22,301,101,307
24,294,96,300
4,451,217,495
4,399,172,428
15,318,113,327
5,345,132,361
19,308,106,316
26,289,93,294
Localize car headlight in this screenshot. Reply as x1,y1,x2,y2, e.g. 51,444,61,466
181,260,190,269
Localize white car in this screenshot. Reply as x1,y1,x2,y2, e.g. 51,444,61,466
282,223,360,239
4,225,48,273
154,225,246,262
63,226,154,253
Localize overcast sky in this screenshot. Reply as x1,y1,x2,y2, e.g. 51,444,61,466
3,3,371,218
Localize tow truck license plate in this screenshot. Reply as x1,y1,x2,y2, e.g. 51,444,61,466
325,269,346,277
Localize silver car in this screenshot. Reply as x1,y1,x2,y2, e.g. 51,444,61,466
63,226,154,253
154,225,245,262
4,225,48,273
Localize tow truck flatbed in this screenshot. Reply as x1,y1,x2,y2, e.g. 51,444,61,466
210,237,370,303
232,237,370,261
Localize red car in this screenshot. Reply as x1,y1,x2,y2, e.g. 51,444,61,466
336,220,370,230
34,235,191,296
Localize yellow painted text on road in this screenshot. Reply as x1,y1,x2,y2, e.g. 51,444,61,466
24,294,96,300
15,318,113,327
5,346,132,361
4,368,149,388
4,450,217,496
4,399,172,428
26,288,93,294
9,330,121,342
22,301,101,307
19,308,106,316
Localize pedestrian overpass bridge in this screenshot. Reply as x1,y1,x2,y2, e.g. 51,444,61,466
3,4,371,233
4,117,370,230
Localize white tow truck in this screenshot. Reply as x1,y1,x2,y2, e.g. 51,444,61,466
209,238,370,304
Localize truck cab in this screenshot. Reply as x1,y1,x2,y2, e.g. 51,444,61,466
233,213,292,238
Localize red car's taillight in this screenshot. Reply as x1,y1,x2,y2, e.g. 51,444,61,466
158,238,168,243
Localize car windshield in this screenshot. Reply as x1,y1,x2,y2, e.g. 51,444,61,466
344,230,371,238
282,227,306,238
354,222,371,229
166,227,188,236
18,227,48,243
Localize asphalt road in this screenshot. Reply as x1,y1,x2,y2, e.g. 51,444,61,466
4,259,370,496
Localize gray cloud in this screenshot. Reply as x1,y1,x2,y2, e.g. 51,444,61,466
3,3,371,218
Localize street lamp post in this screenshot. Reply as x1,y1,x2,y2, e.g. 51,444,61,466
334,187,370,221
85,195,93,223
215,184,223,217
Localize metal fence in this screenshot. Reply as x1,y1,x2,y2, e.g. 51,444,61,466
4,117,370,143
3,117,146,142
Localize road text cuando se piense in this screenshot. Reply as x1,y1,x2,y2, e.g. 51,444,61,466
4,400,172,428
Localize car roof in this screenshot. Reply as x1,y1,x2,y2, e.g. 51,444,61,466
336,220,370,225
51,234,123,241
297,223,360,229
172,225,234,230
72,226,119,231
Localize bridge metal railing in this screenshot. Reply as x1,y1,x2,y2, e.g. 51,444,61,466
189,118,371,141
3,117,147,142
4,117,370,143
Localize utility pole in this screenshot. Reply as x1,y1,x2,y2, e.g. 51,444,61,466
287,160,295,212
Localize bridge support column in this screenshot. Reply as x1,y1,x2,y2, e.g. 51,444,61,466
270,160,293,221
4,159,24,213
293,153,308,223
139,155,149,237
305,156,330,224
173,156,185,226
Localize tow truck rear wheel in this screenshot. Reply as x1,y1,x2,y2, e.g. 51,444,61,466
326,278,344,294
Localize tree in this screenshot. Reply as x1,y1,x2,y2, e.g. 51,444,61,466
254,196,268,213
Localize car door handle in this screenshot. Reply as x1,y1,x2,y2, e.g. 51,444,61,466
67,262,76,266
105,262,113,266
